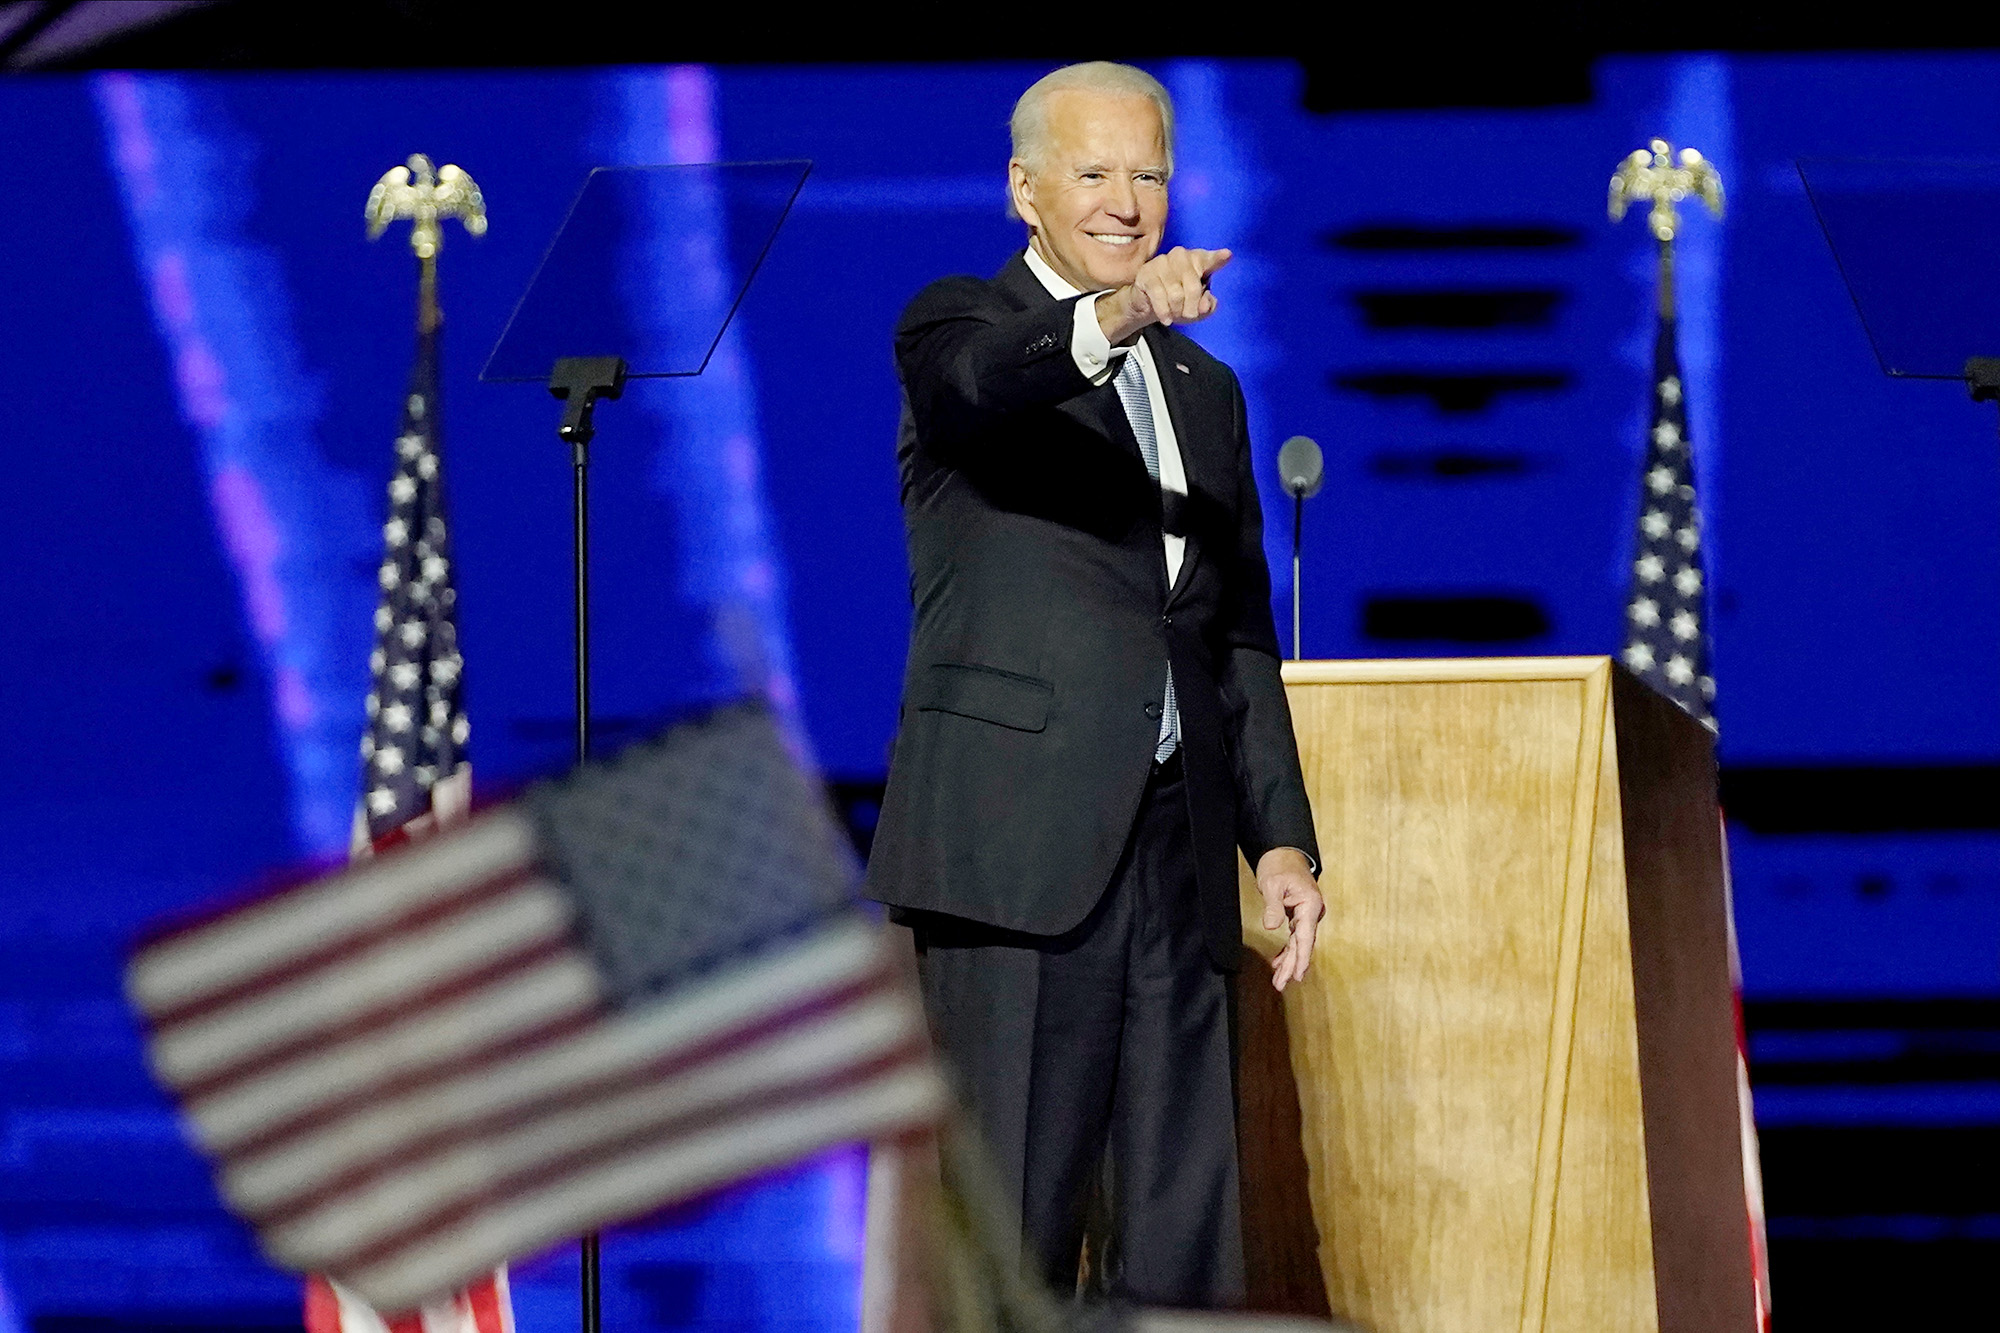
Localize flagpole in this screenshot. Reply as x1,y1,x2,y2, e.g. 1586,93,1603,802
1611,138,1766,1331
1609,138,1722,726
354,154,511,1333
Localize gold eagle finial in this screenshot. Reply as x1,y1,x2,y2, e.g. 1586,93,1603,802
366,154,488,259
1610,139,1724,243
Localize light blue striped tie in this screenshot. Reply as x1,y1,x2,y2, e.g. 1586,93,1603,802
1113,355,1180,764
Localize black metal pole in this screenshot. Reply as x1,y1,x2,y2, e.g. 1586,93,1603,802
572,440,601,1333
573,441,591,767
546,355,625,1333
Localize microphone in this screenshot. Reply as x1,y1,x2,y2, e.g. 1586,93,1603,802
1276,436,1324,660
1278,435,1324,499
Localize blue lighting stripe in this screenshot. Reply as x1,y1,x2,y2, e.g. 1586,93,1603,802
0,1270,22,1333
1768,1214,2000,1241
1753,1082,2000,1126
1663,55,1734,600
92,73,372,858
591,66,807,744
1161,61,1288,614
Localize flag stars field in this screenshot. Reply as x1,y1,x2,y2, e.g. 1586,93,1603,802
1622,321,1715,729
356,343,470,848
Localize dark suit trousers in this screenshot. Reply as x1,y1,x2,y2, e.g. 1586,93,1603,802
910,758,1245,1309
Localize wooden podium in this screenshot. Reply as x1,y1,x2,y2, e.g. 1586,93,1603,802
1236,658,1755,1333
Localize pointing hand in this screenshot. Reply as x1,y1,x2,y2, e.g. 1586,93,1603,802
1099,247,1232,344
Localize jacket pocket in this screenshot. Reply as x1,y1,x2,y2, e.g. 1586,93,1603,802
913,661,1053,733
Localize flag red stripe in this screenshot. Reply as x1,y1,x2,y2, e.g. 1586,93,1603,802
246,963,902,1226
224,1007,602,1163
323,1037,933,1275
464,1272,508,1333
383,1307,426,1333
177,934,575,1104
145,866,542,1031
302,1273,342,1333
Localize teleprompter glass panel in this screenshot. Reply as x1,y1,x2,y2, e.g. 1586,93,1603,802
1799,157,2000,380
482,161,810,382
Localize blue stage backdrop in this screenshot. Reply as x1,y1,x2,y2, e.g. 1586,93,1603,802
5,52,2000,1331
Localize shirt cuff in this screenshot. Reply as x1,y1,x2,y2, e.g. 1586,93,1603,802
1267,845,1321,878
1070,292,1121,385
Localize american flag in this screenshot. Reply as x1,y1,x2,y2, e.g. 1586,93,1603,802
330,310,504,1331
1621,312,1716,729
128,703,946,1314
1618,297,1771,1325
358,318,469,847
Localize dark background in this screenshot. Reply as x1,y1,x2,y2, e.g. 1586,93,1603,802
3,3,2000,1328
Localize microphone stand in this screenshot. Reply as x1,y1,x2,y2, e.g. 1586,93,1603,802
1291,486,1305,661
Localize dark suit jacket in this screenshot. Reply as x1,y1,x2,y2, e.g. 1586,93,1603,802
864,252,1318,970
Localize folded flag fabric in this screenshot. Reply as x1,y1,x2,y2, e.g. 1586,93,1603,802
306,1269,514,1333
127,703,947,1313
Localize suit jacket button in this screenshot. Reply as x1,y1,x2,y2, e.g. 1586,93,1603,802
1144,701,1163,720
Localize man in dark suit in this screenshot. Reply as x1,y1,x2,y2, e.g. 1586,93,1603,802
864,61,1323,1308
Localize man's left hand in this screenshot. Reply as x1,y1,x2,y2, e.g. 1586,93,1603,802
1255,847,1324,992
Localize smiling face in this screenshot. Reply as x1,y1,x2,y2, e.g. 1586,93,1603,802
1009,88,1168,292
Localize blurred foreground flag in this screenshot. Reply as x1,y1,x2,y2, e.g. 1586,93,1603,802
126,704,947,1313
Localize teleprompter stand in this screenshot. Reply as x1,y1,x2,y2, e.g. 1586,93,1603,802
1802,157,2000,423
482,160,809,1333
550,354,626,768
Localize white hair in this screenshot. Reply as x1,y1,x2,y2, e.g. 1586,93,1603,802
1007,62,1175,217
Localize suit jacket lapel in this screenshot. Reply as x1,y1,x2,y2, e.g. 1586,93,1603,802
1148,327,1223,605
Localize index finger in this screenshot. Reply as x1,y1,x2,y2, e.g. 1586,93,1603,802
1291,910,1319,979
1194,248,1234,276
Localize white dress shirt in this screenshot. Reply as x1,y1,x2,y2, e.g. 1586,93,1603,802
1023,246,1188,588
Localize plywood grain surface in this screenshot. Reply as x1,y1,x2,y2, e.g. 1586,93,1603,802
1237,660,1747,1333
